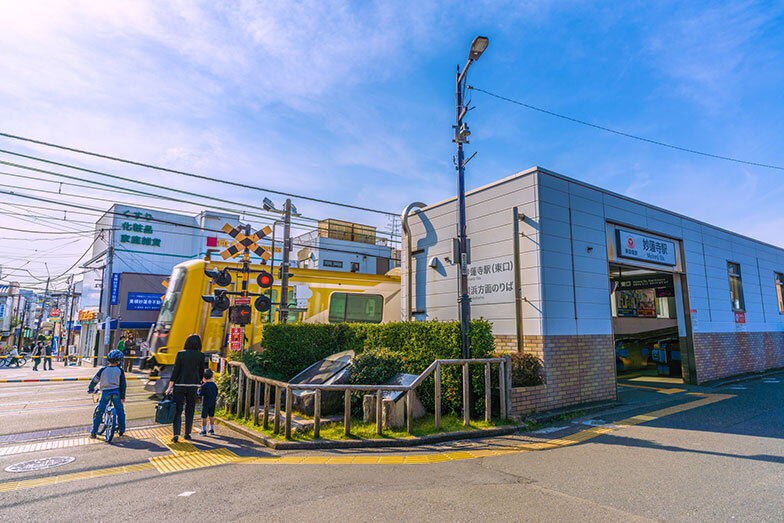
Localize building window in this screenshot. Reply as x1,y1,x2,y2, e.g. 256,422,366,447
727,262,745,311
328,293,383,323
776,272,784,314
322,260,343,268
350,262,360,273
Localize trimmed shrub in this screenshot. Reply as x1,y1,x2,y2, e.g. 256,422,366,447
348,347,406,416
242,319,495,416
509,352,544,387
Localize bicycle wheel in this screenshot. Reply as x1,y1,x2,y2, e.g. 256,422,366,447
94,405,107,435
18,356,28,367
105,407,116,443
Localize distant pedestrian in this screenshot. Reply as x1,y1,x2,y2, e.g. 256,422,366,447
198,369,218,435
8,345,20,367
43,342,54,370
31,342,43,371
165,334,206,443
123,335,134,372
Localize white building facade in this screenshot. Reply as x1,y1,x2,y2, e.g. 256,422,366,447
404,167,784,413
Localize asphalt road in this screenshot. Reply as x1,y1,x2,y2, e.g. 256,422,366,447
1,367,782,522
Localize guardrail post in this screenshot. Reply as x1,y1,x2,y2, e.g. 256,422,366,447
499,359,507,420
376,389,383,436
344,390,351,436
314,389,321,439
244,378,252,419
462,362,470,426
406,389,414,434
253,379,261,426
285,387,293,439
236,372,244,417
273,386,281,434
434,362,441,430
263,383,270,429
484,362,491,423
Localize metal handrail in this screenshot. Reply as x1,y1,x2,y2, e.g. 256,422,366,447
226,354,511,440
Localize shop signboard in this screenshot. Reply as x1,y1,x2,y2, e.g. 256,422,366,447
229,326,242,351
126,293,164,311
467,255,515,305
110,274,120,305
616,229,676,266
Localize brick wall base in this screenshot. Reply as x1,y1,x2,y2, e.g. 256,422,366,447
693,331,784,383
508,334,615,416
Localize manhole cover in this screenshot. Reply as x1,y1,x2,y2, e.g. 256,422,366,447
5,456,75,473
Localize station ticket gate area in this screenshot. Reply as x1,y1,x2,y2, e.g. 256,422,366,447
610,265,684,385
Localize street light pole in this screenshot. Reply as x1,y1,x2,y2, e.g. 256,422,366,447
454,36,489,360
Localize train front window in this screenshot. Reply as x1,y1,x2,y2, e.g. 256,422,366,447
328,293,383,323
157,267,187,324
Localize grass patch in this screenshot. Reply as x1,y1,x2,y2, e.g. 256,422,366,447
218,408,515,442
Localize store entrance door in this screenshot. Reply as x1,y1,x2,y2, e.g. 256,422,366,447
609,264,689,387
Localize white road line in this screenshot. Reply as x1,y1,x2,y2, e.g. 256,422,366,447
178,491,195,497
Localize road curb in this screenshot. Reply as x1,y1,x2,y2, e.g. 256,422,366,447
216,417,523,450
705,367,784,388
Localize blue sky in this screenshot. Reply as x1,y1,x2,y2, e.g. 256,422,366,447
1,1,783,285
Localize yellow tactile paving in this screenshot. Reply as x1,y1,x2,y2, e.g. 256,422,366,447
0,393,736,492
157,437,199,454
149,448,239,473
0,463,157,492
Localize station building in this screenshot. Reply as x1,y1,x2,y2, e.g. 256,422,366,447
403,167,784,415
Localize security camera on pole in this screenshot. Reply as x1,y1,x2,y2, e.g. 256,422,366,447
454,36,489,360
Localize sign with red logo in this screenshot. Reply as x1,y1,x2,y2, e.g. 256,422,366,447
616,229,677,266
235,297,251,305
734,311,746,324
229,326,242,350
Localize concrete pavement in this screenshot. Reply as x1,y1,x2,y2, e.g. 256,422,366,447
0,371,782,521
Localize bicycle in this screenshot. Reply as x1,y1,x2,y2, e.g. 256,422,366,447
91,390,119,443
0,353,27,368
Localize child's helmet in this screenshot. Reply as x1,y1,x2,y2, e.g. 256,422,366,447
107,350,124,363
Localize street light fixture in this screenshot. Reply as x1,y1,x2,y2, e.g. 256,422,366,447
454,36,488,360
469,36,489,60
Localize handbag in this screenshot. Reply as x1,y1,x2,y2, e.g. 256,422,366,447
155,394,176,425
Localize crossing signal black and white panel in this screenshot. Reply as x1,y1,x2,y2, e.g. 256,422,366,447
220,223,273,261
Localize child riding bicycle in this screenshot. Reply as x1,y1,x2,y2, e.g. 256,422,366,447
88,349,127,438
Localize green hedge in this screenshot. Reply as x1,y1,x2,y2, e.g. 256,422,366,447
229,320,495,416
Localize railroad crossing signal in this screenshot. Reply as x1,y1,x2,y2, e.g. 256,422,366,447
220,223,273,261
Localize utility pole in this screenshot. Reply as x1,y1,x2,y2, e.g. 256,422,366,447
279,199,293,324
63,275,73,366
16,299,27,349
454,36,489,360
34,277,50,342
93,230,114,367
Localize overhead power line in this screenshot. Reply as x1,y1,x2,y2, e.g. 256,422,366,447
0,159,401,241
1,189,399,261
0,131,398,215
468,86,784,172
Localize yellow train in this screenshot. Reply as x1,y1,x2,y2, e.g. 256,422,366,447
145,254,401,375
